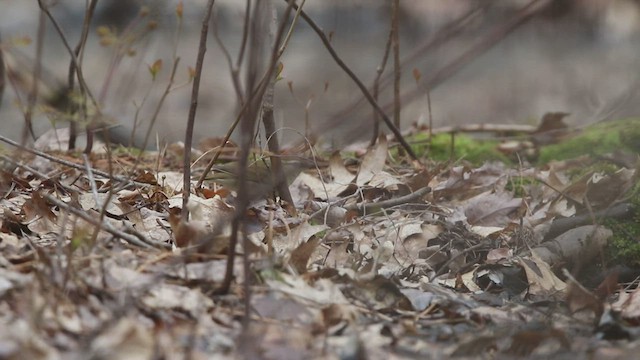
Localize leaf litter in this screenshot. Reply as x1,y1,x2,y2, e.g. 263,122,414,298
0,131,639,359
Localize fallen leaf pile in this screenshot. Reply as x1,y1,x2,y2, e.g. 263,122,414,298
0,128,639,359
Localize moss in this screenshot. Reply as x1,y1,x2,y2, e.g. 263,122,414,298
505,175,539,197
565,162,621,180
404,132,510,165
605,180,640,266
606,218,640,266
538,118,640,164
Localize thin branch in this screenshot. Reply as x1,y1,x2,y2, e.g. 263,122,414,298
139,59,180,157
37,0,99,151
369,9,393,147
372,0,549,130
196,1,305,190
37,0,99,111
334,5,484,125
391,0,401,130
236,0,252,71
216,0,296,297
182,0,217,222
345,186,431,213
262,3,295,214
285,1,418,161
24,10,46,143
212,10,245,105
0,33,4,106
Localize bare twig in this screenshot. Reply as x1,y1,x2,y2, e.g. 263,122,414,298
216,0,296,298
544,203,635,241
430,123,537,135
227,0,271,333
391,0,401,130
262,4,296,213
345,186,431,213
0,32,4,105
426,90,433,147
37,0,100,149
139,59,180,159
435,242,486,277
236,0,252,75
196,1,304,190
212,2,247,106
284,0,418,161
23,10,45,143
182,0,217,222
378,0,549,125
369,8,394,147
337,5,484,144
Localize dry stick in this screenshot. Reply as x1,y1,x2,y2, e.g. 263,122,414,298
369,11,394,147
309,185,432,220
212,24,245,105
75,0,99,154
97,6,150,104
202,0,253,185
391,0,401,131
236,0,297,333
236,1,265,332
138,59,180,160
0,33,4,105
372,0,548,125
374,5,484,98
426,90,433,150
544,203,635,242
182,0,216,222
196,1,304,190
435,242,486,277
231,1,268,333
216,1,296,298
83,152,115,246
289,2,418,161
345,186,431,213
430,123,536,135
315,2,541,144
236,0,252,72
262,5,296,213
37,0,100,151
195,99,251,189
338,5,484,142
126,10,184,155
212,10,246,106
69,0,122,248
23,10,46,143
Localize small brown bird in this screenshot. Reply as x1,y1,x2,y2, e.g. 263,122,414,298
531,112,570,145
201,157,310,201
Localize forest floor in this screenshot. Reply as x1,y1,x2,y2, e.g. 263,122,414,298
0,116,639,359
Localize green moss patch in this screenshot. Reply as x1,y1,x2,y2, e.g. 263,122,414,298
538,118,640,164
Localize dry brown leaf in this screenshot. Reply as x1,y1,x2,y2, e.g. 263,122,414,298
356,135,388,186
519,254,567,298
289,236,322,274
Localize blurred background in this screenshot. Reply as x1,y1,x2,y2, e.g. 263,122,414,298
1,0,639,149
